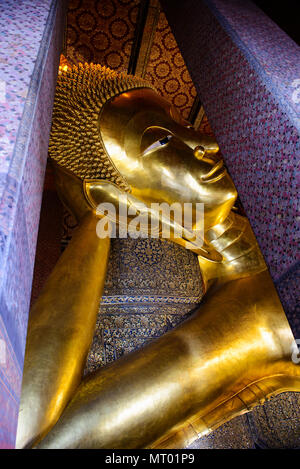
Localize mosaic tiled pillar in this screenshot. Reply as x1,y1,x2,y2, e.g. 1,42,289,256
0,0,66,448
161,0,300,338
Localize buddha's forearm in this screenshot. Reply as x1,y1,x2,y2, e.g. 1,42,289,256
16,212,110,449
36,271,299,449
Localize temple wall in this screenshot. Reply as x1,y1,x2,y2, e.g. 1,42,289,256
161,0,300,338
0,0,66,448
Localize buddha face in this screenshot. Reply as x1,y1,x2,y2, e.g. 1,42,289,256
94,88,237,234
50,66,237,253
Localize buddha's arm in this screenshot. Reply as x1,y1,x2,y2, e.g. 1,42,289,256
36,270,300,449
16,212,110,449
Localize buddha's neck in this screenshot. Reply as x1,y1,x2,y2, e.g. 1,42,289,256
199,211,267,292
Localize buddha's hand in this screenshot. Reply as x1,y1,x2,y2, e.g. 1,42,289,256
52,162,142,243
51,161,137,234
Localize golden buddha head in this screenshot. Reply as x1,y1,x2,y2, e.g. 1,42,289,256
50,62,237,242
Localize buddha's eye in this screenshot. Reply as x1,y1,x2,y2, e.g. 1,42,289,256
142,135,172,156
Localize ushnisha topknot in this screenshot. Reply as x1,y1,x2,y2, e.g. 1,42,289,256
49,61,155,191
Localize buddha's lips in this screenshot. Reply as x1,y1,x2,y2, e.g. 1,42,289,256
201,159,227,182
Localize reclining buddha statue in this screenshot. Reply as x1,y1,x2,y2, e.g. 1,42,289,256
16,62,300,449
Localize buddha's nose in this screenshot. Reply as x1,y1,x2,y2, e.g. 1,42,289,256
193,145,206,160
184,126,219,155
174,122,220,155
193,146,226,182
193,145,219,164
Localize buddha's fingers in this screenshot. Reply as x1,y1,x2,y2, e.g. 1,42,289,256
16,212,110,449
36,271,300,449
